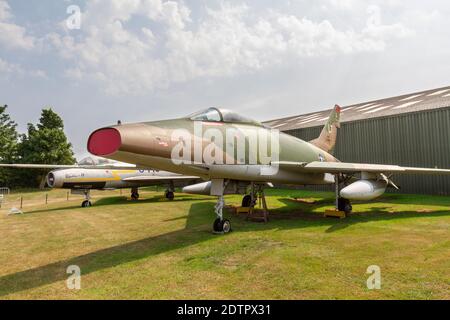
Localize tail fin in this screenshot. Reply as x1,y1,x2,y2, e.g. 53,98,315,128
310,104,341,154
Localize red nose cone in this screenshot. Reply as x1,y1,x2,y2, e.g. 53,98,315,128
88,128,121,156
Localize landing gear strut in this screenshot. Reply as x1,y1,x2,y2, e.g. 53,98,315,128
211,179,232,234
335,174,352,216
81,190,92,208
131,188,140,200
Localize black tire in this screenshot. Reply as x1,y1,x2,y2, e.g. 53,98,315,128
338,198,352,214
81,200,91,208
242,195,252,207
212,218,232,233
337,198,345,211
131,192,139,200
166,191,175,201
344,203,352,215
213,218,222,232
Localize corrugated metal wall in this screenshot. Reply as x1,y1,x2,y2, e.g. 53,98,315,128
284,107,450,195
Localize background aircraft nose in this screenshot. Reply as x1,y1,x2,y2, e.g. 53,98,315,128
87,128,122,156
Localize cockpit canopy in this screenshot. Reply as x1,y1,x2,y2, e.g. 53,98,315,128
187,107,263,126
77,156,134,167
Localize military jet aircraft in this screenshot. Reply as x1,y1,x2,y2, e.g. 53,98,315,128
86,106,450,233
0,156,200,207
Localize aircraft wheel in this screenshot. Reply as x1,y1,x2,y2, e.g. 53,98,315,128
241,195,252,207
81,200,92,208
344,202,353,215
131,192,139,200
165,191,175,201
213,218,232,234
338,198,352,215
213,218,222,232
222,219,232,233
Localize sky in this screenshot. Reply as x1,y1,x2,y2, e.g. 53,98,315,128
1,0,450,159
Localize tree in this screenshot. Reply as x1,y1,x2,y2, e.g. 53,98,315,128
0,105,18,187
18,108,75,187
37,108,64,130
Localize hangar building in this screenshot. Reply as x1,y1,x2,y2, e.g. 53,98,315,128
264,86,450,195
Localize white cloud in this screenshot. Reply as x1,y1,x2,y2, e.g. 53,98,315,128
0,0,35,50
0,57,20,73
0,57,46,78
50,0,413,95
0,0,11,20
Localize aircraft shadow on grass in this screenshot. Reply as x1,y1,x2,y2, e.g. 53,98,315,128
0,195,449,297
25,194,209,215
275,198,450,233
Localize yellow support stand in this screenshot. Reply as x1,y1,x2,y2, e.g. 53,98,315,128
236,207,253,215
324,209,347,219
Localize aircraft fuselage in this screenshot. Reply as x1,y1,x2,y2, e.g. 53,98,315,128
88,117,338,186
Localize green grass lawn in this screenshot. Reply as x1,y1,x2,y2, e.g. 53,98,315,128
0,188,448,300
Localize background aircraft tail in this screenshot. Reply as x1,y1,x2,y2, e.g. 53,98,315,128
309,104,341,154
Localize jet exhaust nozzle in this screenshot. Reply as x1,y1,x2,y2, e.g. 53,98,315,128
340,180,387,201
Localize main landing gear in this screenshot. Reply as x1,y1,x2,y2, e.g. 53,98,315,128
241,194,255,208
335,174,352,216
81,190,92,208
338,197,352,215
165,190,175,200
165,182,175,200
211,179,232,234
131,188,140,200
241,183,269,222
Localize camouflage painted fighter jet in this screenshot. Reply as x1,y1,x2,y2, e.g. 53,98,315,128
86,106,450,233
0,157,200,207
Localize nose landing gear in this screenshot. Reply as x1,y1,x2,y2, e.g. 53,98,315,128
81,200,92,207
81,190,92,207
213,195,232,234
211,180,232,234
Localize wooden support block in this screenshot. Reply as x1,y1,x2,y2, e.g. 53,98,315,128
247,209,269,223
324,209,347,219
236,207,252,215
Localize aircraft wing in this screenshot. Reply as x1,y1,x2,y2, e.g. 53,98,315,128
0,164,152,170
122,175,200,182
274,161,450,175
